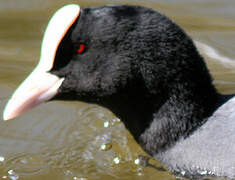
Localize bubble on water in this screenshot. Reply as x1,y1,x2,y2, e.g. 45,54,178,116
100,143,112,151
73,177,87,180
8,170,14,175
200,170,208,175
134,158,140,165
180,170,186,176
113,157,120,164
77,178,87,180
103,118,121,128
136,167,143,176
8,170,19,180
135,155,149,167
113,118,120,122
0,156,5,162
100,144,106,150
104,121,109,128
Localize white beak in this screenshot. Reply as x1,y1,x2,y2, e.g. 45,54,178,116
3,71,64,120
3,4,80,120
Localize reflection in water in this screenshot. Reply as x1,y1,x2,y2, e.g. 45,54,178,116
0,0,235,179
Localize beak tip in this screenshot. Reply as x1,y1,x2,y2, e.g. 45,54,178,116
2,101,15,121
3,117,9,121
3,108,12,121
3,113,10,121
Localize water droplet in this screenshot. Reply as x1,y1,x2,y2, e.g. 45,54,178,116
180,170,186,176
137,172,143,176
100,143,112,151
73,177,87,180
134,158,140,165
8,170,19,180
200,170,207,175
104,121,109,128
100,144,106,150
136,166,144,176
8,170,14,175
113,157,120,164
135,155,149,167
0,156,5,162
104,118,120,128
111,118,120,124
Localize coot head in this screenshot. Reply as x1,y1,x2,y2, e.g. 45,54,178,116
50,5,221,141
3,3,219,148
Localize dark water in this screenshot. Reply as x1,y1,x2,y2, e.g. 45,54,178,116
0,0,235,179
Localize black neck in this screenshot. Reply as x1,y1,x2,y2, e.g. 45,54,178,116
138,85,220,155
104,81,232,155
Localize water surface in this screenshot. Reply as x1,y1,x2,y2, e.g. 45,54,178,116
0,0,235,179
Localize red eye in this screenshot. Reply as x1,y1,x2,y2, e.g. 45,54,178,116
77,44,85,54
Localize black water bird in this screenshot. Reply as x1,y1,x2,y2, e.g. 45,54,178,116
3,4,235,179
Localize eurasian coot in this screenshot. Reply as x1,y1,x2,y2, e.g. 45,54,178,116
3,4,235,179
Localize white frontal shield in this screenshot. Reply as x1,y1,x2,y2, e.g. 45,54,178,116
3,4,80,120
